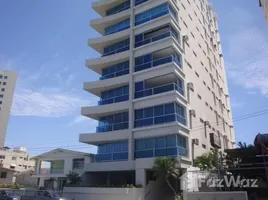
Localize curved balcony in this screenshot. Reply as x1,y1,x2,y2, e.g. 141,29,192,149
86,51,130,74
92,0,128,17
88,29,130,54
90,10,130,35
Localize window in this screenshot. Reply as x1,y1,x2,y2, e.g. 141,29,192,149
12,157,16,161
3,82,6,86
181,3,186,10
103,39,130,56
99,85,129,105
4,76,7,79
134,103,186,128
193,51,197,57
135,0,149,6
0,172,7,178
135,3,177,26
10,166,15,169
183,21,188,28
0,94,3,98
106,0,130,16
135,134,188,159
1,88,4,92
0,156,5,159
195,72,199,78
0,75,2,79
73,158,85,169
101,61,129,80
200,118,204,123
97,112,129,132
105,19,130,35
188,14,193,21
96,141,128,162
190,32,195,38
196,26,200,32
198,94,202,100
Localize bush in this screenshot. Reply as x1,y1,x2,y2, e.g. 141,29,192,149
0,183,22,189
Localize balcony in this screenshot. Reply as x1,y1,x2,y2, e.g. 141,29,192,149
96,112,129,133
134,73,184,99
106,0,130,16
135,47,181,72
99,85,129,105
92,0,128,17
135,0,149,6
135,25,179,48
103,39,130,57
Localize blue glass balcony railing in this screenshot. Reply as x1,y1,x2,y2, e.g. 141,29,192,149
135,0,149,6
95,152,128,162
135,113,186,128
97,122,129,133
135,9,169,26
98,94,129,105
102,46,130,57
135,55,181,72
100,69,129,80
135,31,178,48
106,1,130,16
135,83,184,99
135,147,188,159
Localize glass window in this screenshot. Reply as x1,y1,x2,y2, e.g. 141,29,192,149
135,140,144,151
165,103,175,114
166,135,176,147
144,138,154,149
144,107,154,118
135,82,144,92
135,109,144,120
154,105,164,116
155,137,166,148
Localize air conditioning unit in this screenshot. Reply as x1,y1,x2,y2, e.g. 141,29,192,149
230,125,234,128
187,82,194,91
219,53,223,57
192,139,199,145
183,35,189,42
189,109,196,117
205,121,210,126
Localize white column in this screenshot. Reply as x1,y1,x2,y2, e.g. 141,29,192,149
135,169,146,187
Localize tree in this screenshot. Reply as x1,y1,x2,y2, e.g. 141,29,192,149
153,157,181,200
194,149,217,170
66,171,81,185
237,141,253,148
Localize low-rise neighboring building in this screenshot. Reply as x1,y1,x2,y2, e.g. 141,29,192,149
15,169,38,188
0,147,35,172
0,167,15,184
260,0,268,23
32,148,93,190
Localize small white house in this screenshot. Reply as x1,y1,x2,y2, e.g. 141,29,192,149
0,167,15,184
32,148,93,190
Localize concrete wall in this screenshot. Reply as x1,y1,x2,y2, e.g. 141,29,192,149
63,187,144,200
15,170,38,187
0,169,15,184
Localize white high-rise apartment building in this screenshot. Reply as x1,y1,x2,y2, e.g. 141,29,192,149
80,0,235,187
260,0,268,23
0,71,17,147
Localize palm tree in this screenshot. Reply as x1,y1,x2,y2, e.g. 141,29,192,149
153,157,181,199
237,141,253,148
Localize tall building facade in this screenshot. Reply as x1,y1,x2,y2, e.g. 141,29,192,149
80,0,235,187
260,0,268,23
0,71,17,147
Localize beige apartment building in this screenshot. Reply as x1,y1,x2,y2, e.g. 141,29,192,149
260,0,268,23
0,70,17,147
79,0,235,188
0,147,35,172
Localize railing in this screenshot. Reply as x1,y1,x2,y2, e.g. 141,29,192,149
134,113,186,128
97,121,129,133
98,94,129,105
106,1,130,16
135,55,181,72
135,31,178,48
135,0,149,6
102,45,130,57
105,24,130,35
50,168,64,174
135,9,169,26
95,152,128,162
135,146,188,159
100,68,129,80
135,82,184,99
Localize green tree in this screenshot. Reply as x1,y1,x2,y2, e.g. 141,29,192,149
153,157,182,200
237,141,253,148
194,149,217,170
66,171,81,185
